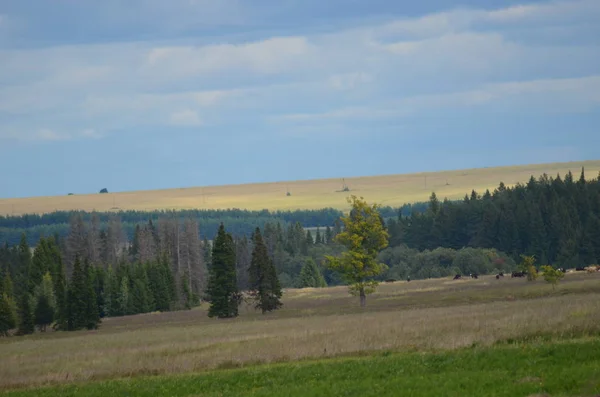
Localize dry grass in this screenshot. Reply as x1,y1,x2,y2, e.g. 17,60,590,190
1,271,599,390
1,160,598,215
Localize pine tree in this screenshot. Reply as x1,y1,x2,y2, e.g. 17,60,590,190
325,226,333,245
66,256,88,330
84,259,100,329
16,293,35,335
248,227,283,314
298,258,327,288
34,294,53,332
206,224,240,318
0,293,17,336
17,233,32,297
315,228,322,245
306,230,314,248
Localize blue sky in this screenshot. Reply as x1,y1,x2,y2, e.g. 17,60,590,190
0,0,599,198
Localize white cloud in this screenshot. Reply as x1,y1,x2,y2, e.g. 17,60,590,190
273,75,600,122
169,109,203,126
145,36,315,77
0,0,599,141
81,129,103,139
328,72,373,90
35,129,69,141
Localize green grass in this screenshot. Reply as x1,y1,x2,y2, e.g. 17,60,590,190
3,338,600,397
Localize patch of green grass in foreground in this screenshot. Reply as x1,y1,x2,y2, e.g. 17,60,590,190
4,338,600,397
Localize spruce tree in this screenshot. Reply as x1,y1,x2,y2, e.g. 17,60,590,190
34,294,53,332
48,237,68,330
298,258,327,288
248,227,282,314
0,293,17,336
67,256,88,330
325,226,333,245
84,259,100,329
16,293,35,335
315,228,322,245
206,224,240,318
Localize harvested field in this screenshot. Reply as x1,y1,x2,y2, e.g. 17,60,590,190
1,160,598,215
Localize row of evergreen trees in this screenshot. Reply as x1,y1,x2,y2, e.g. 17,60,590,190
0,204,428,247
387,168,600,267
1,220,327,336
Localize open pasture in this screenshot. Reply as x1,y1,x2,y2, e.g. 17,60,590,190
1,270,600,392
1,160,599,215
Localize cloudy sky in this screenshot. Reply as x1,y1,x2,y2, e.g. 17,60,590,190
0,0,599,198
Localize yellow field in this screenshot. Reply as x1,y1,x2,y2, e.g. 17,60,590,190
1,160,599,216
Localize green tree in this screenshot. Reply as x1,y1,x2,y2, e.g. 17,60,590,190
540,265,564,290
66,256,88,330
324,195,389,307
298,258,327,288
519,255,538,282
34,294,54,332
248,227,282,314
1,272,14,300
16,293,35,335
84,259,101,329
0,293,17,336
48,238,68,330
206,224,240,318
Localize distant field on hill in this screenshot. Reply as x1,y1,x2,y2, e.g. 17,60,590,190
1,160,599,216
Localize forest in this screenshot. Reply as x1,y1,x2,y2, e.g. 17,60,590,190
0,204,425,246
1,168,599,336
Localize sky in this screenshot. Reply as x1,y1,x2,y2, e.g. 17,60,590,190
0,0,599,198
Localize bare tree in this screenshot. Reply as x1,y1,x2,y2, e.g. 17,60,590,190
87,212,102,266
65,213,88,276
182,218,205,296
104,215,125,267
235,235,251,291
137,224,157,264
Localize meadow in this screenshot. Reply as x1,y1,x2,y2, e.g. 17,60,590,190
1,160,599,216
1,270,600,395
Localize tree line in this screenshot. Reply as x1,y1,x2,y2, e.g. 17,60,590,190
386,168,600,267
0,204,427,246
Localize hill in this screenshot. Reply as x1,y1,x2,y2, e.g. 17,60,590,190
1,160,599,216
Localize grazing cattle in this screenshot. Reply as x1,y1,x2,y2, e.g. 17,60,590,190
511,271,526,278
470,273,479,279
496,274,500,279
557,267,566,273
575,267,586,271
407,276,411,282
498,272,504,277
453,274,462,280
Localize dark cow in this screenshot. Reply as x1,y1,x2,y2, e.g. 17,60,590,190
558,267,566,273
575,267,586,271
470,273,479,279
511,271,526,278
498,272,504,277
496,274,500,279
453,274,462,280
407,276,411,282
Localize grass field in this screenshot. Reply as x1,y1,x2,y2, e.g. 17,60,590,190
1,160,599,215
1,271,600,395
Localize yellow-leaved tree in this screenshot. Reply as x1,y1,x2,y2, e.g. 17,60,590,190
325,195,389,307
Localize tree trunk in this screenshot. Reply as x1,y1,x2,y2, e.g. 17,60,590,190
359,287,366,307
